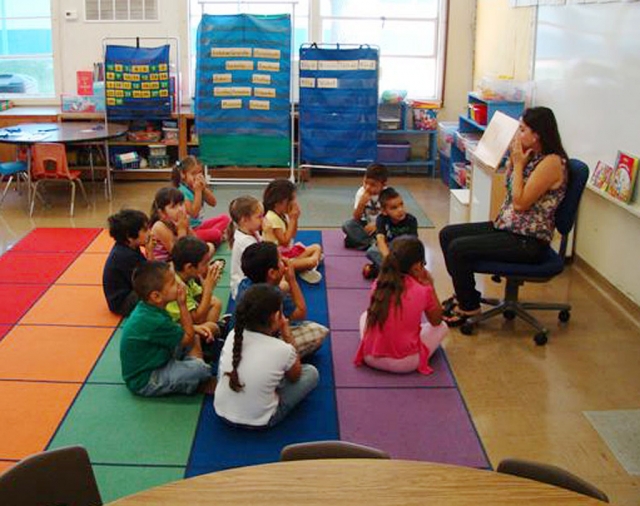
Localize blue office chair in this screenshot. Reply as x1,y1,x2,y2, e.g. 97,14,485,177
0,160,28,209
460,159,589,345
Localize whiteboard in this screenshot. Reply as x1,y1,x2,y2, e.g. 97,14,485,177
533,3,640,211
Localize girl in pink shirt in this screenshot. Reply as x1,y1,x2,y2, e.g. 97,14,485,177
354,236,448,375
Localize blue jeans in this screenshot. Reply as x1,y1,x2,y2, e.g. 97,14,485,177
137,350,211,397
268,364,319,426
342,219,374,250
366,243,383,267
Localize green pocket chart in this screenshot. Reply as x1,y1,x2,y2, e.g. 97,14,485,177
195,14,291,167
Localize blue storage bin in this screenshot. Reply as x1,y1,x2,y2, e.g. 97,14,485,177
378,142,410,163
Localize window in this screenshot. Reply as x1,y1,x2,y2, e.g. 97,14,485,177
0,0,54,98
188,0,446,101
85,0,159,22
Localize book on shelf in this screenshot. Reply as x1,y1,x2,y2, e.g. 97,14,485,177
607,151,639,203
590,161,613,191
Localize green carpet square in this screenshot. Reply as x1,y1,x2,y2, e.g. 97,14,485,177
93,464,184,503
49,384,203,466
214,287,231,315
214,242,231,256
88,327,123,384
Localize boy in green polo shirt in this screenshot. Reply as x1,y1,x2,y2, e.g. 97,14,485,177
120,261,215,396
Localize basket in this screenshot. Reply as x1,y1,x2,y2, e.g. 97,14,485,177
127,130,162,142
114,152,140,170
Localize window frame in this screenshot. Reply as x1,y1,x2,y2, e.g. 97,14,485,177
0,1,60,103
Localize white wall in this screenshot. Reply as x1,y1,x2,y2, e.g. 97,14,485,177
54,0,190,101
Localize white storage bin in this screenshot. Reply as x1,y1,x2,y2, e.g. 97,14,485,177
449,189,470,224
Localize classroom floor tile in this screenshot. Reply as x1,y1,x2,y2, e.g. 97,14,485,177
0,381,81,460
49,384,203,466
87,327,123,384
0,284,49,324
0,252,77,285
11,228,100,253
19,285,121,327
93,464,184,504
84,229,114,253
0,325,113,382
56,253,108,285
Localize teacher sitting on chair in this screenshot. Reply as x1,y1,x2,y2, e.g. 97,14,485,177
439,106,568,327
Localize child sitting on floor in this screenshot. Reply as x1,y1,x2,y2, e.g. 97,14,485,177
150,187,201,262
235,242,328,358
214,283,319,428
342,163,388,251
165,236,223,328
262,179,322,284
103,209,154,316
355,236,448,375
120,261,216,396
363,187,418,279
172,156,231,246
229,195,264,300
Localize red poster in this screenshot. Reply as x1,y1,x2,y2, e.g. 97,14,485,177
77,71,94,96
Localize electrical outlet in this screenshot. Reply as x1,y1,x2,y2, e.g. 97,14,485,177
64,9,78,20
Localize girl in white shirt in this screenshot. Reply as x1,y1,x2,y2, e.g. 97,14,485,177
229,196,263,299
214,284,319,428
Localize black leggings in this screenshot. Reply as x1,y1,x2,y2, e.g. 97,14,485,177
439,222,547,311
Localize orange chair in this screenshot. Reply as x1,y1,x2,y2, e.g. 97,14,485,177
30,143,88,216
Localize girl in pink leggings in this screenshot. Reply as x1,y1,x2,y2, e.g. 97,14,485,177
354,236,448,375
172,156,231,246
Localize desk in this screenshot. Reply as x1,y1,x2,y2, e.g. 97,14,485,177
0,121,127,201
107,460,605,506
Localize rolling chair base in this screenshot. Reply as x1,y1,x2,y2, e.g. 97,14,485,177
461,279,571,345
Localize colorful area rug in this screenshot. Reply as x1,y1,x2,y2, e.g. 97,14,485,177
0,228,485,502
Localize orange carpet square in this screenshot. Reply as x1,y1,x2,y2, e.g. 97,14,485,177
0,252,77,285
85,229,114,254
0,284,49,324
0,461,15,474
0,381,80,460
0,325,114,382
56,253,108,286
19,285,121,327
0,325,10,341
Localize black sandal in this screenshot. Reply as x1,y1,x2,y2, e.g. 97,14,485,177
442,309,468,328
441,295,458,316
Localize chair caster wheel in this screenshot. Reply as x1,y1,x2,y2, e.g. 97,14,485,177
460,322,474,335
534,332,548,346
503,309,516,321
558,310,571,323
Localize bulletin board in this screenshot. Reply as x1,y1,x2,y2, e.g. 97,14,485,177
298,44,379,167
195,14,292,167
104,44,172,120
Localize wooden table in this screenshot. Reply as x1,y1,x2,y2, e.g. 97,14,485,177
0,121,127,201
107,460,607,505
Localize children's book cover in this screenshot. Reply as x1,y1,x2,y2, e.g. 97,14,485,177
590,161,613,191
607,151,640,203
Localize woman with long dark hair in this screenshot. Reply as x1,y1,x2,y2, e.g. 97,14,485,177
439,107,568,326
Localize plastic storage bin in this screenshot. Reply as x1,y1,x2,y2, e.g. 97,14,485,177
378,143,410,163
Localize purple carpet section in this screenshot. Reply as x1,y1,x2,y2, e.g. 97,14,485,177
321,229,365,257
331,331,455,388
336,388,488,467
325,244,490,469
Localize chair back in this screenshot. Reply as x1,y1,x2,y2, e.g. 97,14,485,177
31,143,70,179
497,458,609,502
555,159,589,236
0,446,103,506
280,440,391,461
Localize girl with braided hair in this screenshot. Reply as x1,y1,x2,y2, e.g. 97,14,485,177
354,236,448,375
214,284,319,428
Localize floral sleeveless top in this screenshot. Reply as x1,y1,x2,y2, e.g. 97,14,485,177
494,154,567,244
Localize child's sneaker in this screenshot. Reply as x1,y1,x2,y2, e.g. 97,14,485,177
299,267,322,284
362,262,379,280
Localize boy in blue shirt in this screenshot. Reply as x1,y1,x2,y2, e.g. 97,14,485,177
103,209,154,316
120,261,215,396
235,242,328,357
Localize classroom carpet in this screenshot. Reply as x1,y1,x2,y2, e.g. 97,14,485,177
584,409,640,475
0,228,486,503
202,185,435,228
